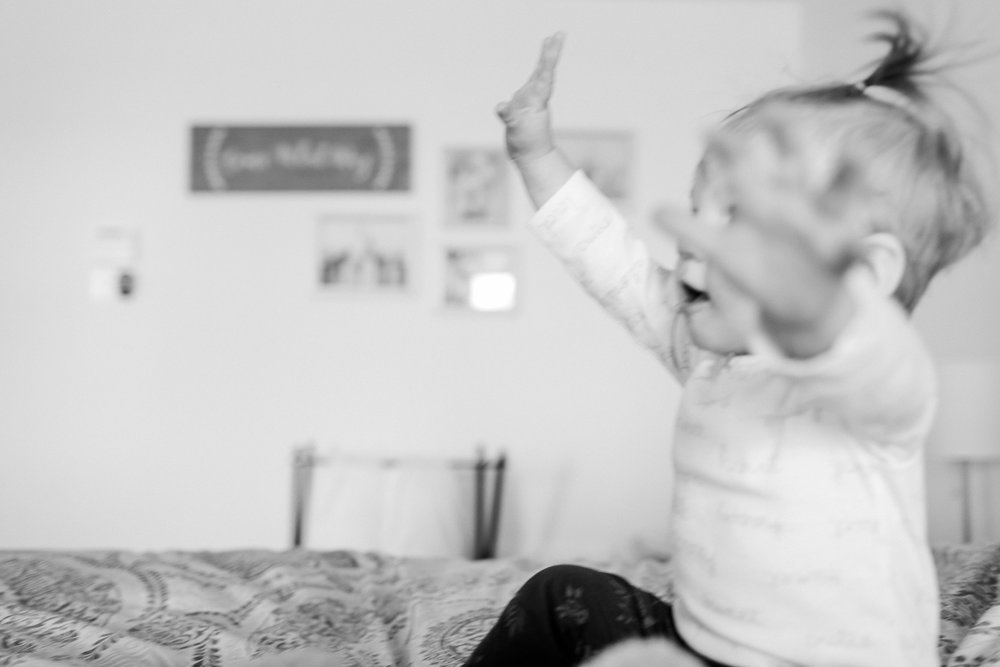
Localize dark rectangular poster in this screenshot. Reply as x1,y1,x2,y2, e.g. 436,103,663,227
190,125,410,192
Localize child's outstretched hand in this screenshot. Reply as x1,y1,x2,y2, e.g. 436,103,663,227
496,32,565,164
656,114,869,359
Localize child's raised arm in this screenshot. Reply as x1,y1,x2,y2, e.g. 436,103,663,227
497,32,576,208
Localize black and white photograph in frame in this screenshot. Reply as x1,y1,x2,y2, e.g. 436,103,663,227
443,148,509,228
556,130,633,206
317,214,413,294
443,246,518,313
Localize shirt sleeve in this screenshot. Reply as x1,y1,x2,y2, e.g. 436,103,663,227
530,170,692,381
750,268,937,451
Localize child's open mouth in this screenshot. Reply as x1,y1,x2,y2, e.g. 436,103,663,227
681,280,709,305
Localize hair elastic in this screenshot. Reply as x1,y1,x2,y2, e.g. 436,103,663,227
854,82,917,114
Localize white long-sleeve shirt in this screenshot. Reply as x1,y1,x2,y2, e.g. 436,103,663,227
531,171,940,667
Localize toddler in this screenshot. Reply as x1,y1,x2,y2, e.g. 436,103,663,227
464,11,993,667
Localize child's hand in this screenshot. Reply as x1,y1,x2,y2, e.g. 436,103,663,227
656,114,868,358
496,32,565,164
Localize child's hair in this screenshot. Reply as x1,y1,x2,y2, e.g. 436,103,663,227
714,10,994,312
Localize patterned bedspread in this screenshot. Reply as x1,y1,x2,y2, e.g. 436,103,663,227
0,543,997,666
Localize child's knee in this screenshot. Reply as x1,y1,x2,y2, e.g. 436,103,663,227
519,564,605,599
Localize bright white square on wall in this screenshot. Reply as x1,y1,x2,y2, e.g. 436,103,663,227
444,246,518,313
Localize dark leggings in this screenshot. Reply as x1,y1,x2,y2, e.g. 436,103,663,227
462,564,732,667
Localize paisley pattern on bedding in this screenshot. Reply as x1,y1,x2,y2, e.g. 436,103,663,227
936,543,1000,666
0,545,995,666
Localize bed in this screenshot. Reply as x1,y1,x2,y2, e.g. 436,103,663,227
1,542,998,666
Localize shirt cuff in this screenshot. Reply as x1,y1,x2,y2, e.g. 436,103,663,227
530,170,601,236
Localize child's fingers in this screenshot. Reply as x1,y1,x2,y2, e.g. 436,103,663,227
523,32,565,104
708,128,866,273
532,32,566,84
497,32,566,122
732,114,870,226
655,203,832,306
654,205,773,290
709,129,807,223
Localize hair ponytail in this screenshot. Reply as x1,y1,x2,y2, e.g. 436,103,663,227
718,8,994,311
857,11,938,102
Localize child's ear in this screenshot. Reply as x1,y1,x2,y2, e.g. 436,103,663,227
857,232,906,297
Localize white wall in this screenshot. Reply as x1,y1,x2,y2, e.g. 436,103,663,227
0,0,802,558
801,0,1000,545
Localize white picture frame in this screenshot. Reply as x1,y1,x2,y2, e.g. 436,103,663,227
556,130,633,206
443,148,509,229
317,214,414,294
443,245,519,313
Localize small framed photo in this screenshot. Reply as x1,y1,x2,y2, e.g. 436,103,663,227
317,214,414,294
557,131,633,205
444,246,519,313
443,148,509,228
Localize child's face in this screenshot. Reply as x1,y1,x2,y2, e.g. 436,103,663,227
675,158,753,356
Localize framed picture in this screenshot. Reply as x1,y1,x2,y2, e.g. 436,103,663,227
89,226,139,303
443,148,509,228
443,246,518,313
191,125,411,192
317,214,414,294
556,130,633,205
